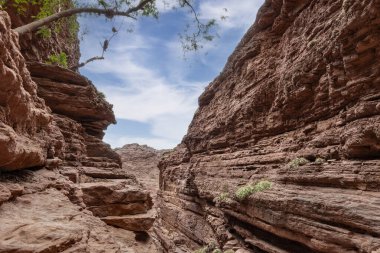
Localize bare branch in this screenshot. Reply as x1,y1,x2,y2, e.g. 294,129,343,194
70,22,122,70
71,56,104,70
14,0,154,35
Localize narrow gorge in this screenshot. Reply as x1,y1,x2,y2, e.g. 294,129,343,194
1,0,380,253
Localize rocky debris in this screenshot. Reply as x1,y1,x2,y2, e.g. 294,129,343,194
156,1,380,252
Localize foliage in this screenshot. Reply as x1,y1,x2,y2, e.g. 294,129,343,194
194,247,208,253
4,0,79,41
288,157,310,169
315,158,326,165
235,180,272,201
254,180,272,192
193,242,220,253
46,52,68,68
97,90,106,99
36,27,51,38
214,192,232,205
194,245,233,253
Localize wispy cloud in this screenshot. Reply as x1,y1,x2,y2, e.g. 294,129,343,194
79,0,264,149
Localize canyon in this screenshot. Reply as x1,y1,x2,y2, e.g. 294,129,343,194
1,0,380,253
155,0,380,252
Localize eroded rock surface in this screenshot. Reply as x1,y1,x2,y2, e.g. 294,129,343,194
0,11,62,171
116,144,167,199
0,9,156,253
156,1,380,252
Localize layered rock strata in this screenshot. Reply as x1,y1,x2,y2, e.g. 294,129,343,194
156,1,380,252
116,143,167,199
0,11,62,171
0,10,155,252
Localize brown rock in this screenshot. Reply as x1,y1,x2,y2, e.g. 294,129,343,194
81,181,152,207
88,203,149,217
0,184,11,205
102,212,155,232
156,1,380,252
116,143,168,199
0,11,63,171
0,188,125,252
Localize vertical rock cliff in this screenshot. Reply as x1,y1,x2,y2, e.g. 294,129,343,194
156,0,380,252
0,6,155,252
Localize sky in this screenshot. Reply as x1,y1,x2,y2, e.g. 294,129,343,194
78,0,264,149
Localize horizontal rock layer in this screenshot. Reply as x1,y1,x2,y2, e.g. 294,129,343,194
156,0,380,252
0,9,156,252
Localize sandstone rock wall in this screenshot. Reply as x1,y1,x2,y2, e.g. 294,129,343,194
0,11,63,171
156,0,380,252
0,10,156,252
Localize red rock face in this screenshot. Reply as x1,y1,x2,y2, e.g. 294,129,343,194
0,10,156,252
156,0,380,252
0,11,63,171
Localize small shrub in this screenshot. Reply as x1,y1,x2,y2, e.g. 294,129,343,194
214,192,232,205
36,27,52,38
288,157,310,168
235,180,272,201
46,52,68,68
315,158,326,165
194,247,208,253
254,180,272,192
235,185,254,201
223,250,235,253
194,244,220,253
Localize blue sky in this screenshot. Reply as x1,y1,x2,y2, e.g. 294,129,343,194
78,0,264,149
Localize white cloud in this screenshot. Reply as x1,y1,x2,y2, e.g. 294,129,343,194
79,0,264,149
199,0,264,31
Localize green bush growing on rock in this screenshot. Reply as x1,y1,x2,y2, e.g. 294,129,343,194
235,185,254,201
223,250,235,253
46,52,68,68
315,158,326,165
255,180,272,192
214,192,232,205
235,180,272,201
194,242,221,253
288,157,310,169
194,247,208,253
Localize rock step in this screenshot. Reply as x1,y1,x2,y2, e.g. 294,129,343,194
101,212,156,232
80,181,153,208
80,167,136,180
81,160,120,169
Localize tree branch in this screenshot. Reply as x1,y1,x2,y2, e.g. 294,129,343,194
71,56,104,70
14,0,153,35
